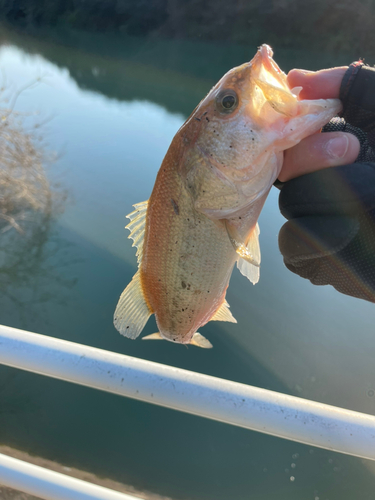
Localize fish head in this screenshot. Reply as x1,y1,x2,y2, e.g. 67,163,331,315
184,44,342,218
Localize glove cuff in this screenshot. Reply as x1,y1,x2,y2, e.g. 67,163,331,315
340,61,364,103
340,62,375,133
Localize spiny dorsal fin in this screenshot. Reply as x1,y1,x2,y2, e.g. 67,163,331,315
126,200,148,265
210,300,237,323
236,223,261,285
114,269,152,339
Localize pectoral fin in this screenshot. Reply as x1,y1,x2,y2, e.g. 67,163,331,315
225,221,261,267
114,270,152,339
236,224,261,285
143,332,213,348
225,222,261,285
237,256,260,285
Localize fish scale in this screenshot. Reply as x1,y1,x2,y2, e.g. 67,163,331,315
141,152,237,343
114,44,342,347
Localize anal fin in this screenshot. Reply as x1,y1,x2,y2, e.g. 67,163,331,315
143,332,213,348
114,270,152,339
142,332,164,341
190,332,213,349
210,300,237,323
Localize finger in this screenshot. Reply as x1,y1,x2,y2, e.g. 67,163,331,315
280,132,360,182
287,67,348,100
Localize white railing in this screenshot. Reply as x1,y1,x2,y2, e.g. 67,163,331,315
0,452,140,500
0,323,375,499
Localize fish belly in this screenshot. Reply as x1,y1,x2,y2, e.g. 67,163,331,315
141,167,237,344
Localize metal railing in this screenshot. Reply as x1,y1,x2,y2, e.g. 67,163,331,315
0,323,375,499
0,453,140,500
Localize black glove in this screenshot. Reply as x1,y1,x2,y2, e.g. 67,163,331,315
278,63,375,302
279,163,375,302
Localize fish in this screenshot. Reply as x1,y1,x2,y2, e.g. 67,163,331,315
114,44,342,348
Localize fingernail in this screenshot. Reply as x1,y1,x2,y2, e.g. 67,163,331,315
325,135,349,159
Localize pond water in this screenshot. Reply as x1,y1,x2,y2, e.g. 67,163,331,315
0,24,375,500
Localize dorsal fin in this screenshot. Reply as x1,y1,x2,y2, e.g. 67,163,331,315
236,223,261,285
210,300,237,323
126,200,148,265
114,269,152,339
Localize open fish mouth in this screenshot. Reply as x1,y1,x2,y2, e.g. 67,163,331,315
250,44,301,118
254,45,289,92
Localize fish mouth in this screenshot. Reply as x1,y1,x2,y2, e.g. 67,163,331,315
254,45,289,91
250,44,300,118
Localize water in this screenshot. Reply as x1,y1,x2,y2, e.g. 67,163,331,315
0,25,375,500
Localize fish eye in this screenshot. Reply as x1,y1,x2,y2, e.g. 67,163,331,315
222,95,236,108
216,90,238,114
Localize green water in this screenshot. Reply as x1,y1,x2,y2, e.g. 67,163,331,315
0,25,375,500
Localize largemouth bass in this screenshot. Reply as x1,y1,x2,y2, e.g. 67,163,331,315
114,45,341,348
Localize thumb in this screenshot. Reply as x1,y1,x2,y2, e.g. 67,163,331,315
280,132,360,182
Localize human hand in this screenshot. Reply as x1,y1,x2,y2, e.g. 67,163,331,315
279,67,360,182
278,163,375,302
278,62,375,302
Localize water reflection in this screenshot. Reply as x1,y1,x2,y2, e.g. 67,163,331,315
0,24,362,118
0,24,211,117
0,25,374,500
0,95,74,327
0,96,56,233
0,208,79,326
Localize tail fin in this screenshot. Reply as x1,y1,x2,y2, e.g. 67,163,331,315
114,270,152,339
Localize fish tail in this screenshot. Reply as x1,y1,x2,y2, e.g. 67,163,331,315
114,269,152,339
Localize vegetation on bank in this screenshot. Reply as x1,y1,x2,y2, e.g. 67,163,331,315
0,83,64,233
0,0,374,53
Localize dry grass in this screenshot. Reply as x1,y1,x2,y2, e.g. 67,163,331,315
0,82,59,233
0,486,41,500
